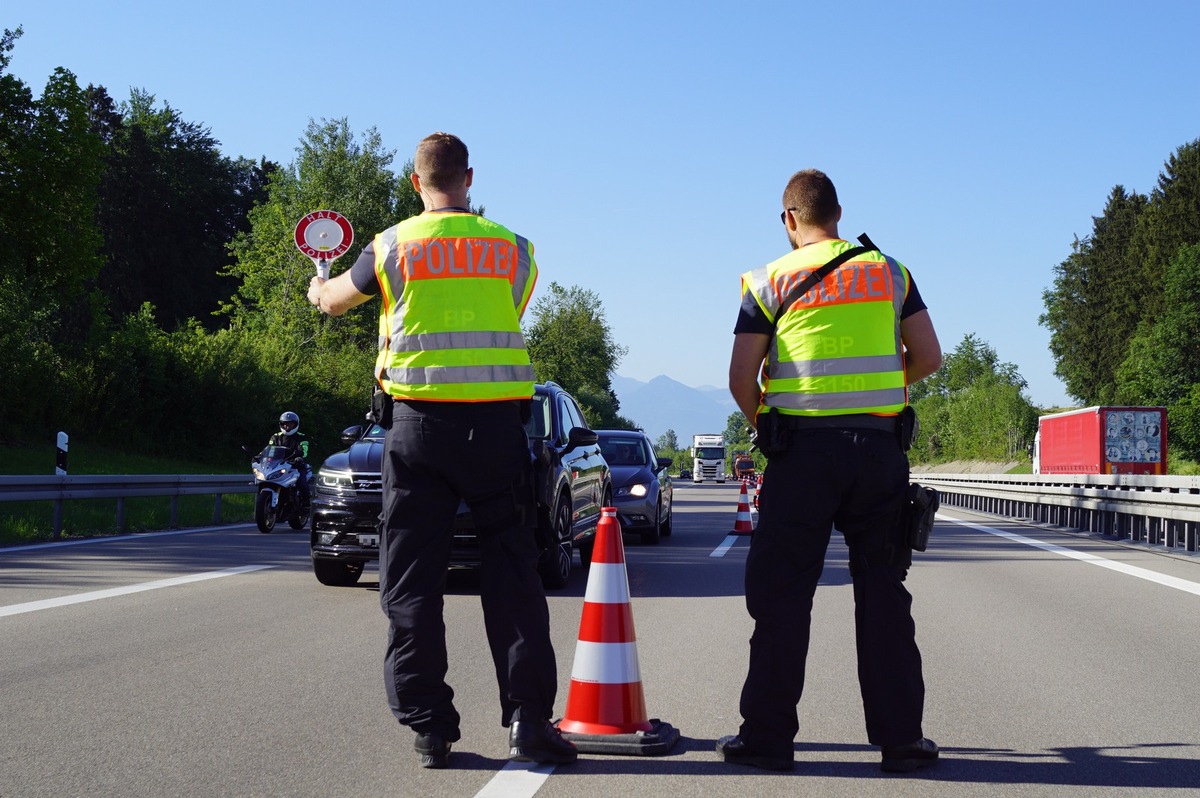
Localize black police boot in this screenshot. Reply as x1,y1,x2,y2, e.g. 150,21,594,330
880,737,939,773
508,720,577,764
413,732,451,769
716,735,795,771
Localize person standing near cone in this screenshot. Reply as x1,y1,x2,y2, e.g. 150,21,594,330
720,169,943,773
307,132,576,770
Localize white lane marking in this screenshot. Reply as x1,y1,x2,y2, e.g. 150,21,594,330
0,565,276,618
473,761,554,798
946,516,1200,597
0,524,255,554
710,535,739,557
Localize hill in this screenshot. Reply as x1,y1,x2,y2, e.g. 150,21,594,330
610,374,736,444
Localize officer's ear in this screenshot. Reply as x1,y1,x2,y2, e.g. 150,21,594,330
836,205,843,223
410,172,422,193
464,167,473,189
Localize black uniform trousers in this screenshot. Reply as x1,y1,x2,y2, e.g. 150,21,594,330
737,425,925,755
378,399,557,741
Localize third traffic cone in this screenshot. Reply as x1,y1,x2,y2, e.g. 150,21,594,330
731,481,754,535
555,507,680,755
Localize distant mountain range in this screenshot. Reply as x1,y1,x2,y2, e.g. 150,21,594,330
609,374,738,445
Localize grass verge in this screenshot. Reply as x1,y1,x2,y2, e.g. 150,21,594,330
1,439,254,547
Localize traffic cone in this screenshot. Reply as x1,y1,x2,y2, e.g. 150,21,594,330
731,481,754,535
555,507,680,755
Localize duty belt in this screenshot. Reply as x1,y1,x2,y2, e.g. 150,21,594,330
778,413,899,433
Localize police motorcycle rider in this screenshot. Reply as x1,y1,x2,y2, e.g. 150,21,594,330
267,411,312,507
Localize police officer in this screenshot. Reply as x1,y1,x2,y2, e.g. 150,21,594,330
268,411,310,505
718,169,943,773
306,133,576,770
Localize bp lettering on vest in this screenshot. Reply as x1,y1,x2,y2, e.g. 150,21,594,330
778,261,893,308
403,238,516,280
821,335,856,355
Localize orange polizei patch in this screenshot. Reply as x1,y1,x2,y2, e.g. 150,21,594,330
775,260,894,309
401,237,519,281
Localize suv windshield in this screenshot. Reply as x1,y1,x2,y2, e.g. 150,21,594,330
525,394,551,440
599,437,648,467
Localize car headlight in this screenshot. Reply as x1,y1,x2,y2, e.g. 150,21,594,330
616,482,649,498
319,470,354,489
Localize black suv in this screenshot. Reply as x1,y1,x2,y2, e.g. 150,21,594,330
310,382,612,589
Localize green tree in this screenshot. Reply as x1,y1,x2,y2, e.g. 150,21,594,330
0,30,106,438
1114,243,1200,458
225,118,407,349
1127,139,1200,319
655,430,679,452
90,89,272,330
525,282,629,426
1040,186,1146,404
909,334,1038,464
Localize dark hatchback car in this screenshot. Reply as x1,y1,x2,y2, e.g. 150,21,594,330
595,429,674,544
310,382,611,589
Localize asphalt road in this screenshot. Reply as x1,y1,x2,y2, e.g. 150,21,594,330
3,482,1200,798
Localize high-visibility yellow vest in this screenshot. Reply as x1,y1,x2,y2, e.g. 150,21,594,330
740,239,909,417
373,212,537,402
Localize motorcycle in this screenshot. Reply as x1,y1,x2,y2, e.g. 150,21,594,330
245,444,311,533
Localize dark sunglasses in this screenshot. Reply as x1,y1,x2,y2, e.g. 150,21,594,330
780,208,796,224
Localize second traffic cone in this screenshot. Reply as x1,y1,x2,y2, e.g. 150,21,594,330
731,481,754,535
555,508,680,756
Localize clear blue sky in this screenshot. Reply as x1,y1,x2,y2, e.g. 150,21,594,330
8,1,1200,408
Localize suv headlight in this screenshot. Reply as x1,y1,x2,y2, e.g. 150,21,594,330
616,482,649,498
318,470,354,490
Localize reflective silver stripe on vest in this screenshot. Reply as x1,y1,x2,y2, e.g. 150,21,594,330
769,353,904,379
385,363,536,385
512,235,532,307
377,227,404,300
388,330,527,354
884,255,905,357
746,265,779,320
764,386,907,411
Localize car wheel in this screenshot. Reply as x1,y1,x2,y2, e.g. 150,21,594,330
538,497,572,589
255,490,276,533
641,499,662,545
660,499,673,537
313,558,363,587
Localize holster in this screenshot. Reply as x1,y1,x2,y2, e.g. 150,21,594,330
369,385,393,427
753,408,789,458
898,405,919,452
905,482,939,552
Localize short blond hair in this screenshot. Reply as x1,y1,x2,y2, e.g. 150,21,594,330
783,169,839,226
414,132,469,192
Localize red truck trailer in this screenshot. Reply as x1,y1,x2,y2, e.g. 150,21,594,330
1034,406,1167,475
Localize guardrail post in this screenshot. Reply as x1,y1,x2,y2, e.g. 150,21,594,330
212,494,222,524
170,496,179,528
53,499,63,540
117,498,126,532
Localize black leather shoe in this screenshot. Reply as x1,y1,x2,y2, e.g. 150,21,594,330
881,737,939,773
508,720,578,764
716,735,794,771
413,732,451,769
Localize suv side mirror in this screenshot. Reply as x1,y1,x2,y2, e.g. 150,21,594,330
567,427,598,447
341,425,364,445
656,457,673,471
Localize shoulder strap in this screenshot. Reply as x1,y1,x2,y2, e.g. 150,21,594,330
775,233,878,321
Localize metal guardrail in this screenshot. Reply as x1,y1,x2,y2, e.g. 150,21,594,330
0,474,255,539
915,472,1200,554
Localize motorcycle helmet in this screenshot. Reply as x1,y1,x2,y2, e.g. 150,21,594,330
279,411,300,436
